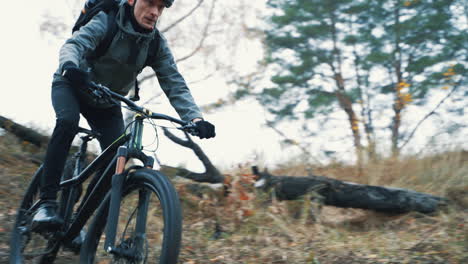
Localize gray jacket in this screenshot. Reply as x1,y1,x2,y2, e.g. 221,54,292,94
54,2,202,121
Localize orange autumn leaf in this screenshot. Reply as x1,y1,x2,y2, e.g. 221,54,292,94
242,209,255,217
240,174,255,184
239,190,250,200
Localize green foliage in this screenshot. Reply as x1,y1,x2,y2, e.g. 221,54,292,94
261,0,466,143
233,89,251,100
366,51,391,64
262,87,286,100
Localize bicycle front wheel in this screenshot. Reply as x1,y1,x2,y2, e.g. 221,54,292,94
80,168,182,264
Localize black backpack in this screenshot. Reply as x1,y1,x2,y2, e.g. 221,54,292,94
72,0,160,101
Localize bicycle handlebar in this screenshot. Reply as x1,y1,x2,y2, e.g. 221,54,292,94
88,82,199,135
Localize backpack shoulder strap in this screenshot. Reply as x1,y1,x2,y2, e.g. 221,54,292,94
88,8,118,60
145,32,161,67
131,34,161,102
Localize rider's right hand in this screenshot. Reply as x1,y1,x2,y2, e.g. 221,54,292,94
62,61,90,88
193,120,216,139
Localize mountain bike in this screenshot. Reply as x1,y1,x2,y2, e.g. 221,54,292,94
10,82,199,263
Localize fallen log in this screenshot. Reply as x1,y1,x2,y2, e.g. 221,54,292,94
0,115,48,148
0,116,96,162
252,166,447,214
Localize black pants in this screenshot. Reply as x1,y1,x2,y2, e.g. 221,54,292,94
40,79,125,200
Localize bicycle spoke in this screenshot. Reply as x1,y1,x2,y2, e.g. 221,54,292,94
81,169,182,264
10,166,66,263
96,187,164,263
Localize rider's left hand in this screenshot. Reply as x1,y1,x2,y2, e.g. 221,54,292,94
61,61,91,88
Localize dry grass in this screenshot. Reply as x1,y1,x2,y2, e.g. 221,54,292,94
0,133,467,263
175,152,467,264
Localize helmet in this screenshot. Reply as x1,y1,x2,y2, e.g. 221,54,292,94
163,0,173,8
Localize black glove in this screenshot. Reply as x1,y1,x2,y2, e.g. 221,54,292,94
194,120,216,139
61,61,91,88
90,87,116,106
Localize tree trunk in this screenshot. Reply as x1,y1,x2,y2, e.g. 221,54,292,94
391,4,403,158
352,45,377,163
0,115,48,148
335,90,363,164
252,167,446,214
329,9,363,165
391,99,402,157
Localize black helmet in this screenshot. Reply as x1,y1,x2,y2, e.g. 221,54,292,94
163,0,173,8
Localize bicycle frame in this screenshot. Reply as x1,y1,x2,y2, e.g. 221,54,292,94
10,82,194,263
56,113,155,254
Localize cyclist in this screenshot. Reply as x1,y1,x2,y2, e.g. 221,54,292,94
32,0,215,236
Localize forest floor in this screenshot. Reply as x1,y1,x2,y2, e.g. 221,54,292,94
0,133,467,263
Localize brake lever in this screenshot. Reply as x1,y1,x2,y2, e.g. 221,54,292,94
180,122,199,137
91,89,104,98
89,83,118,105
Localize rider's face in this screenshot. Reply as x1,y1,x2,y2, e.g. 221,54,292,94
128,0,165,30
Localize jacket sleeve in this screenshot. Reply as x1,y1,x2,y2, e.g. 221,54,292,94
148,34,203,122
58,12,108,73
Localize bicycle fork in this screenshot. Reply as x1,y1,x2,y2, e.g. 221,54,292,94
104,146,154,260
104,146,127,255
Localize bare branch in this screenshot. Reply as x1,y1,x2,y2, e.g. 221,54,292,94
162,127,224,183
163,128,193,147
39,13,67,37
139,0,216,85
200,69,266,113
139,73,156,85
265,121,323,165
175,0,217,63
141,91,163,105
399,82,462,150
161,0,204,33
187,70,217,85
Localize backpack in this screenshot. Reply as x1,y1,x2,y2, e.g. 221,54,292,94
72,0,160,101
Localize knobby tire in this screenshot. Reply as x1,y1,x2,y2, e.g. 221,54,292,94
9,166,60,264
80,168,182,264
